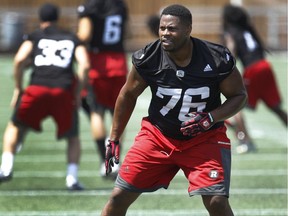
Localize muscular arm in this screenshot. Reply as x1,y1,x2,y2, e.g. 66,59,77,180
110,66,148,141
210,67,247,122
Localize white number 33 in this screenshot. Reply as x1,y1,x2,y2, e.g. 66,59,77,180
35,39,74,68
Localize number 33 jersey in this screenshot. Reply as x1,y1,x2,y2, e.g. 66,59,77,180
132,37,236,139
26,25,80,89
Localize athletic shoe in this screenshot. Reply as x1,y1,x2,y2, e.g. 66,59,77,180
16,142,23,153
0,170,13,183
110,163,120,179
100,163,106,177
236,142,257,154
100,162,119,180
66,182,85,191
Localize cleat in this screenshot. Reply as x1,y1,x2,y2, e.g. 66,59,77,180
110,163,120,180
16,142,24,153
66,182,85,191
100,163,106,178
236,142,257,154
100,162,119,180
0,170,13,183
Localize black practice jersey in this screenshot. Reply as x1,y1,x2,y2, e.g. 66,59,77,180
77,0,127,52
132,37,235,140
27,25,80,89
226,27,264,67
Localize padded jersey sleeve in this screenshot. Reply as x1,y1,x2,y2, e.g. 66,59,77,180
132,40,163,78
77,0,101,18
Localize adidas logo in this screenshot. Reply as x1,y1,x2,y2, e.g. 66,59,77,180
204,64,212,72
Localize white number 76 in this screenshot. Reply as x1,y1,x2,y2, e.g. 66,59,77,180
156,87,209,121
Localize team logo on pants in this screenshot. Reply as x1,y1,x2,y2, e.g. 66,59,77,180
209,170,219,179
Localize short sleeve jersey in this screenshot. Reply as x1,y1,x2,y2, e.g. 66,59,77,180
77,0,127,52
132,37,235,140
226,27,264,67
27,25,80,89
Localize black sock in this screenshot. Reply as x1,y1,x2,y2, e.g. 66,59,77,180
95,138,106,162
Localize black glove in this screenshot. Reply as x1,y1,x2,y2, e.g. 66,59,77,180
105,140,120,175
180,112,214,136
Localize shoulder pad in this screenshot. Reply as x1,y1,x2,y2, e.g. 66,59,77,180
203,40,236,75
132,40,162,71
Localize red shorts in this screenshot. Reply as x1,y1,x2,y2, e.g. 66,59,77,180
88,76,126,110
83,51,128,109
116,118,232,196
13,85,78,139
243,60,281,109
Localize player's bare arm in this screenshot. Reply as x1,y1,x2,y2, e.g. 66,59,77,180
210,67,247,123
110,66,148,141
11,40,33,107
75,45,90,88
77,17,93,43
74,45,90,107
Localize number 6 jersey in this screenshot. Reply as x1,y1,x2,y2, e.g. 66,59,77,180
77,0,127,52
132,37,236,139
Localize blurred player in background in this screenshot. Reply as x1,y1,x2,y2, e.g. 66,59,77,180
77,0,128,178
146,14,160,38
101,4,247,216
0,3,90,190
222,4,287,154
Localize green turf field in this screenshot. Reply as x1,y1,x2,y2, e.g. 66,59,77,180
0,52,287,216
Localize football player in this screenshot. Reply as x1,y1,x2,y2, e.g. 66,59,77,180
77,0,129,178
0,3,90,190
101,4,247,216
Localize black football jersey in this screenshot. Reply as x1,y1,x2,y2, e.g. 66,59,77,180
132,37,235,139
27,25,80,89
77,0,127,52
226,27,264,67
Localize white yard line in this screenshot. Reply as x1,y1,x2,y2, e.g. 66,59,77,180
13,153,287,162
0,188,286,196
6,168,287,178
0,209,287,216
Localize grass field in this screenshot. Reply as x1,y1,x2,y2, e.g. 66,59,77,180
0,52,287,216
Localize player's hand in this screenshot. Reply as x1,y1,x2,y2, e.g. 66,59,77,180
105,140,120,175
180,112,214,136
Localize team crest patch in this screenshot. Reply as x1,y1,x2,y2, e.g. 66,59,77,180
176,70,185,77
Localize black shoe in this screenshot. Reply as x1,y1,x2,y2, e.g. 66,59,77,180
0,170,13,183
67,182,85,191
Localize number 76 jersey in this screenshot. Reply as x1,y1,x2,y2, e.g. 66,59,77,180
132,37,236,140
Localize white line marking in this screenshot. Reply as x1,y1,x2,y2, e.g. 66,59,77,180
8,168,287,178
0,188,286,196
0,209,287,216
12,153,287,162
